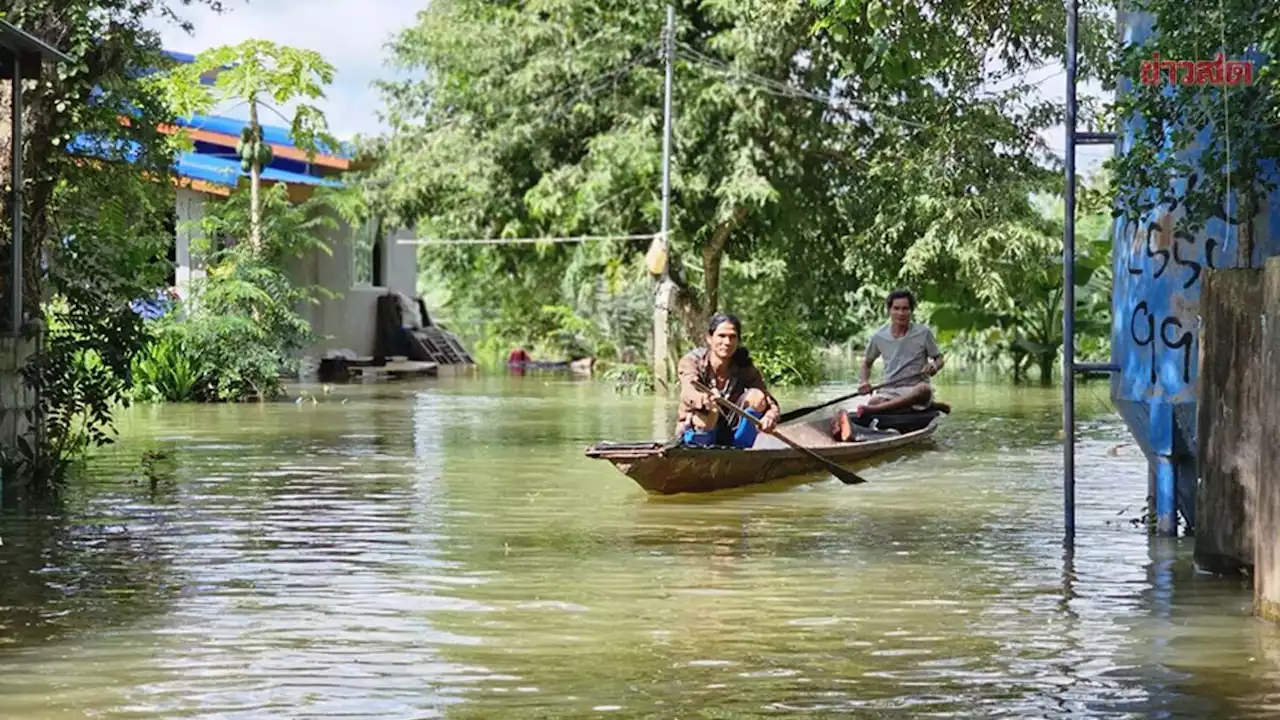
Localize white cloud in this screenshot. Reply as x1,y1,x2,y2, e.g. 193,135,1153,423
146,0,426,140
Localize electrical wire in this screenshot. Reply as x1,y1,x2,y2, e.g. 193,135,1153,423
395,42,658,140
356,44,660,191
397,231,665,246
674,42,929,130
373,31,1106,248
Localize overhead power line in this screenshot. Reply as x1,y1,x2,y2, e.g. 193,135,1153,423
674,43,929,130
398,231,665,246
379,27,1098,253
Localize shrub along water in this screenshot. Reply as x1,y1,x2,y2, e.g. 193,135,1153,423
130,183,350,403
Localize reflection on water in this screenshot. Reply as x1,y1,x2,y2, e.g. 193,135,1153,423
0,375,1278,718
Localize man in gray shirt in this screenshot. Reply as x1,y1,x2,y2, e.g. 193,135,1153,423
831,288,944,441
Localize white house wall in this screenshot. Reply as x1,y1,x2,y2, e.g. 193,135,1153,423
303,216,415,357
171,187,418,359
173,187,207,298
383,227,417,297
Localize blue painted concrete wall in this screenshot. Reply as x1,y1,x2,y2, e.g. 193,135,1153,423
1111,11,1280,534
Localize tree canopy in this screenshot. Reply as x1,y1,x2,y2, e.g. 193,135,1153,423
155,39,339,249
361,0,1113,379
1108,0,1280,262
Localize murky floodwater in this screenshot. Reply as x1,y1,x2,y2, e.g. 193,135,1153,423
2,373,1279,718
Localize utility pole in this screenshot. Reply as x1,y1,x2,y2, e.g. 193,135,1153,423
1059,0,1121,543
652,4,676,392
1062,0,1123,539
1063,0,1078,543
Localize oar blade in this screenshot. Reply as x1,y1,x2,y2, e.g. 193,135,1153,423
828,463,866,485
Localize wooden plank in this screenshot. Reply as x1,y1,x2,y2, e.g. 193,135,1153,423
1257,257,1280,622
357,360,438,381
1195,268,1264,576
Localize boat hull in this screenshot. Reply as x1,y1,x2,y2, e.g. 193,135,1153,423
585,414,943,494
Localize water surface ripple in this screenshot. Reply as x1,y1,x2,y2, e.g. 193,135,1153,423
1,377,1278,718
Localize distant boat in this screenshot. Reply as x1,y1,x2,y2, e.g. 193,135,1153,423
506,348,595,375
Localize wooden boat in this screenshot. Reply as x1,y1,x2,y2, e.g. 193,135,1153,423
585,409,945,494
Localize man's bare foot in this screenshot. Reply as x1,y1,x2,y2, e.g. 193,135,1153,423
829,409,854,442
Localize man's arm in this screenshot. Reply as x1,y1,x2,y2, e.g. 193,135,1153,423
676,351,709,412
924,328,945,374
742,366,781,426
860,337,880,387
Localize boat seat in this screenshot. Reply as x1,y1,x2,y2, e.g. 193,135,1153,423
852,406,946,434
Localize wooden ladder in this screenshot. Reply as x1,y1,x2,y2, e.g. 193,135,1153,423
413,327,454,364
420,326,468,364
438,327,476,364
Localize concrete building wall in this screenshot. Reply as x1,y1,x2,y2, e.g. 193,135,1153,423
174,187,208,298
1110,10,1280,534
172,187,418,359
302,218,417,358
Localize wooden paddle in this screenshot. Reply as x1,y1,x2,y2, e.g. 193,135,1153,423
776,372,929,424
690,380,867,486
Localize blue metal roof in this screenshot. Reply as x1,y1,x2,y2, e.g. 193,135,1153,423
69,47,355,191
174,112,353,159
67,134,140,162
67,133,343,190
178,151,342,189
190,139,314,176
163,49,197,65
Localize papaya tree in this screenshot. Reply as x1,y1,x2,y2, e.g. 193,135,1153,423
155,40,338,251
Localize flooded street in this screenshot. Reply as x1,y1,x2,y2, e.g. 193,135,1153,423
2,375,1280,718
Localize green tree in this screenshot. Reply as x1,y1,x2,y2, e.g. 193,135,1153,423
1107,0,1279,261
798,0,1114,333
363,0,1115,381
363,1,853,345
154,40,338,251
923,192,1114,384
0,1,223,495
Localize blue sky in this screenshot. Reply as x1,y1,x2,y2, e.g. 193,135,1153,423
148,0,1110,173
